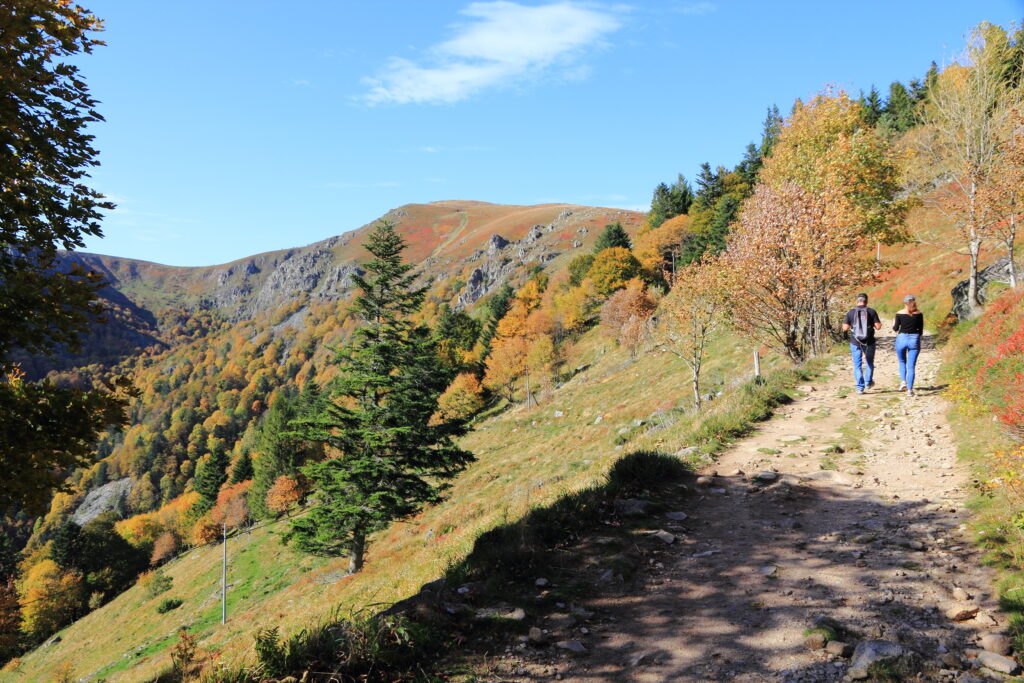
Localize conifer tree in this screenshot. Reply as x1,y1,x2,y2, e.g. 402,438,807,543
478,284,515,355
593,222,632,252
248,386,320,519
692,163,724,212
760,105,783,159
288,221,474,573
192,445,229,512
880,81,916,133
861,86,884,125
646,174,694,228
229,452,253,484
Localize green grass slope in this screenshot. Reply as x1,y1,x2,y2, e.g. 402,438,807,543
5,324,793,682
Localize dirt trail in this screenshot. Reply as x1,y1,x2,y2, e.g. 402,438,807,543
506,337,1011,682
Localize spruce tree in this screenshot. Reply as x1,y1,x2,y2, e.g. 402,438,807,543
288,221,473,573
593,222,632,252
693,163,724,212
646,175,693,228
760,105,783,159
862,86,883,125
880,81,916,134
248,387,320,519
192,445,229,511
478,284,515,355
229,451,253,484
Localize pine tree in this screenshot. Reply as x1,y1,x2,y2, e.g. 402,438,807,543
760,105,783,159
879,81,916,134
923,61,939,99
593,222,632,252
229,451,253,484
862,86,883,125
192,445,229,512
737,143,762,186
287,221,474,573
248,387,319,519
692,163,724,212
646,175,693,228
478,284,515,355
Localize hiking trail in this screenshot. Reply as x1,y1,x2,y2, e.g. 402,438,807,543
488,337,1013,682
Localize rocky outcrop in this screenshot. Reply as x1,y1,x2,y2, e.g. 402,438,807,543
951,257,1019,320
456,225,565,307
71,478,132,526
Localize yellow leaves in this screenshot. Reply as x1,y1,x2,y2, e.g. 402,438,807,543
761,90,907,244
588,247,642,297
435,373,485,422
16,559,84,640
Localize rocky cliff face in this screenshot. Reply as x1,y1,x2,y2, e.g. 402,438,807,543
47,201,644,372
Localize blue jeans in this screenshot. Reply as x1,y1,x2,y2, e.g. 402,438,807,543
850,342,876,390
895,333,921,390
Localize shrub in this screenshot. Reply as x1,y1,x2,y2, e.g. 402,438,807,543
156,597,183,614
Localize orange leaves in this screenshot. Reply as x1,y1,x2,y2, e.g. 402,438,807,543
265,475,303,515
721,182,868,360
600,279,657,355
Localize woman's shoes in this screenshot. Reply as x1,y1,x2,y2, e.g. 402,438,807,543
899,381,907,391
907,389,915,397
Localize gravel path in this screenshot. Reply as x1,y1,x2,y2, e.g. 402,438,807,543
497,337,1014,682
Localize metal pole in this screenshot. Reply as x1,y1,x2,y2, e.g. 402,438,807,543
524,367,531,408
221,522,227,624
753,350,761,378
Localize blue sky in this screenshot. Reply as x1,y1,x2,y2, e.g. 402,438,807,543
80,1,1023,266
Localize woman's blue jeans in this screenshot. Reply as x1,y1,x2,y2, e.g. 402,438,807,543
895,333,921,390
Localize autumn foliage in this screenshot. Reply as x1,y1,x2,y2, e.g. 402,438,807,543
945,288,1024,437
435,372,486,421
600,279,656,355
265,475,304,516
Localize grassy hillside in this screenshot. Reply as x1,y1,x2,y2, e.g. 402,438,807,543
4,319,788,682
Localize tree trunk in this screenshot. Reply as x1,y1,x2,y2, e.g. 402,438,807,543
348,532,366,574
691,369,701,411
968,238,982,312
1008,213,1018,289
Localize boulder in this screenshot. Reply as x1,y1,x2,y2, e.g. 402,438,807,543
945,603,980,622
979,633,1012,656
951,257,1020,321
977,650,1020,675
848,640,918,680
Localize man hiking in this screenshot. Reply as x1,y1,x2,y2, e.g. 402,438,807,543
842,293,882,394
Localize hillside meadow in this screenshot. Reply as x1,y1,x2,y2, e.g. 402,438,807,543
5,319,790,682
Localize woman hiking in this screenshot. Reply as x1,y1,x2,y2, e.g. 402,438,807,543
893,294,924,397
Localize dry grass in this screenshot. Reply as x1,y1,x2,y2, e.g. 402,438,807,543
6,323,791,682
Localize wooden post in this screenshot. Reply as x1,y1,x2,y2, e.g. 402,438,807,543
753,350,761,378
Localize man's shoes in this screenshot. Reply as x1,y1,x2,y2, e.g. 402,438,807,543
867,381,875,389
856,388,865,394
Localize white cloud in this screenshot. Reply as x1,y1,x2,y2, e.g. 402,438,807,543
361,2,621,105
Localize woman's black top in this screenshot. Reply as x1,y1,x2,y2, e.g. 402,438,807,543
893,312,924,335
